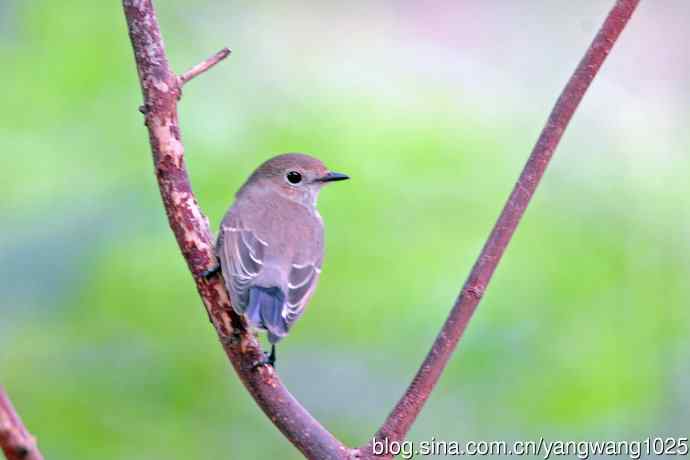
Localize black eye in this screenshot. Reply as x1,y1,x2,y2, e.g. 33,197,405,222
286,171,302,184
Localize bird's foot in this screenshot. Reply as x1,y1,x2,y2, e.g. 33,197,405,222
202,263,221,281
252,344,276,369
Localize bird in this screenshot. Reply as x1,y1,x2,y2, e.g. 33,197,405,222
206,153,349,366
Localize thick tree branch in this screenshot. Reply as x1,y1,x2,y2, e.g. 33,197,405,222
122,2,349,459
359,0,640,456
0,387,43,460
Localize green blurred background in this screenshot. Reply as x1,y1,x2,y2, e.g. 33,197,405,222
1,1,688,458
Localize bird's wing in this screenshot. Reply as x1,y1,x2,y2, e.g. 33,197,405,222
217,220,267,314
284,258,322,325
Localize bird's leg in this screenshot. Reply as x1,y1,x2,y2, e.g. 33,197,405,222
202,260,221,280
267,344,276,367
252,344,276,369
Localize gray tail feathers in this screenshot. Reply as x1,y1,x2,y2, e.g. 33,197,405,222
246,286,288,344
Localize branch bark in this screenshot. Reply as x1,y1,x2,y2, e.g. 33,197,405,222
360,0,640,456
121,1,638,459
0,387,43,460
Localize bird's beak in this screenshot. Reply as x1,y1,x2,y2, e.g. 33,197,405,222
316,171,349,183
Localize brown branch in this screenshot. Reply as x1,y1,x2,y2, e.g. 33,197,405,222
358,0,640,456
0,386,44,460
121,1,350,459
122,0,638,458
179,48,231,86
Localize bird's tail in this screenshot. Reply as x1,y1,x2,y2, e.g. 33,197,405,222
246,286,288,344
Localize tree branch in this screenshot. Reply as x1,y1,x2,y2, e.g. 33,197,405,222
359,0,640,456
121,0,638,459
0,387,43,460
121,1,350,459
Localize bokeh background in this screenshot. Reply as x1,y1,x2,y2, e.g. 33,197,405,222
1,1,688,458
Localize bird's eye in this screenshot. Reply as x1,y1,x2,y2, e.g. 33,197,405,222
286,171,302,184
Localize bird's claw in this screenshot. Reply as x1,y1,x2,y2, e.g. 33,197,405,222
252,345,276,369
202,264,221,281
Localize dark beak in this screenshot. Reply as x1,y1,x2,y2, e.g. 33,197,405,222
316,171,349,183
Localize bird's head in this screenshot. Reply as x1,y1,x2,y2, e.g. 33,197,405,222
240,153,349,207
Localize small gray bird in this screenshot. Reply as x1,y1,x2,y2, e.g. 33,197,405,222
209,153,348,366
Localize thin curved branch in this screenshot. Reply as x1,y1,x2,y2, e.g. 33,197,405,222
359,0,640,456
0,386,44,460
122,2,349,459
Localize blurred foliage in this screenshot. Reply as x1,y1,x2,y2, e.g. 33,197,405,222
0,1,688,459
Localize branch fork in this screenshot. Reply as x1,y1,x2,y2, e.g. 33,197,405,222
121,0,641,458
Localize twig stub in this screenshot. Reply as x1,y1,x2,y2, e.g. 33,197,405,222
179,47,232,86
